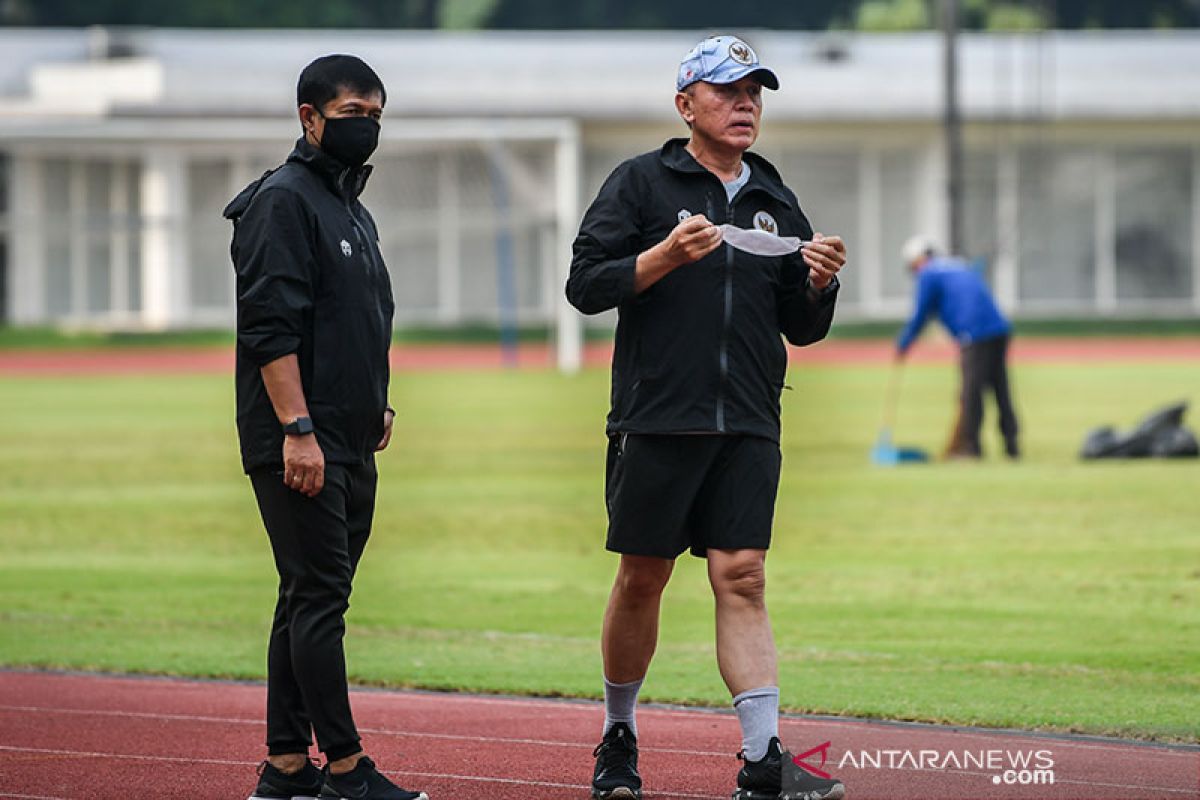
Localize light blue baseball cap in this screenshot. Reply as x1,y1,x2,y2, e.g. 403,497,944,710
676,36,780,92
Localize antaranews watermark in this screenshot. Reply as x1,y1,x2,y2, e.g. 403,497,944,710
795,742,1056,787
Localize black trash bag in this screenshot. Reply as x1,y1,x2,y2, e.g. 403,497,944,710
1081,400,1199,460
1080,426,1121,459
1113,401,1187,457
1136,401,1188,430
1150,426,1200,458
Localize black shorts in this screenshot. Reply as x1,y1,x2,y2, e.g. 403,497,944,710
605,433,782,559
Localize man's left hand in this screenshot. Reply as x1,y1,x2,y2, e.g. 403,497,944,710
803,233,846,290
376,407,395,451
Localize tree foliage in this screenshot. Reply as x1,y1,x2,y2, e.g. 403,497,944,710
0,0,439,28
484,0,1200,30
2,0,1197,30
484,0,854,30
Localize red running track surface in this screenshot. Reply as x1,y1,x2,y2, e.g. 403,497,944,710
0,337,1198,375
0,671,1195,800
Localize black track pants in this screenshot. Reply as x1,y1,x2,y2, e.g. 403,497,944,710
250,458,377,762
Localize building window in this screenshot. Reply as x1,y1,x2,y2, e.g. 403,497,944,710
39,157,141,322
962,152,998,281
363,143,558,325
187,159,235,314
1114,149,1193,302
880,150,922,302
775,148,862,305
1018,147,1098,308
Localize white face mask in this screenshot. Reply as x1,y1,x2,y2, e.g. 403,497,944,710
718,224,806,256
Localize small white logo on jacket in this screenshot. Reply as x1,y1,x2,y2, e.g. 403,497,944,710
340,239,353,257
753,211,778,234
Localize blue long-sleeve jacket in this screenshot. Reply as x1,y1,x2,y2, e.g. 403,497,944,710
896,257,1011,353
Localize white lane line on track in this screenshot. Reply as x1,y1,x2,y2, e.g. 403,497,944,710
16,701,1191,781
0,736,1195,797
0,794,70,800
1,703,1194,765
0,745,723,800
393,770,724,799
4,685,1192,760
0,705,754,759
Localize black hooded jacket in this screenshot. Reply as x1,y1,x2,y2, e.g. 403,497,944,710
567,138,838,442
223,138,394,473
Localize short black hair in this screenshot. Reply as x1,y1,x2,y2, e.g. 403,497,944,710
297,54,387,111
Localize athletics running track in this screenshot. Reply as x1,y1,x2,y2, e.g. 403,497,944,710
0,671,1196,800
1,337,1199,375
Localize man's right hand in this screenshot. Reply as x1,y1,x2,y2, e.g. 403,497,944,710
283,433,325,497
660,214,724,267
635,214,723,293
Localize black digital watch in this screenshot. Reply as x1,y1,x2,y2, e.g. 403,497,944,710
282,416,314,436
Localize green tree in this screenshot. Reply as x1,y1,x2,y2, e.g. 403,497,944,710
1052,0,1200,28
484,0,858,30
854,0,929,31
845,0,1197,32
1,0,443,28
4,0,1197,30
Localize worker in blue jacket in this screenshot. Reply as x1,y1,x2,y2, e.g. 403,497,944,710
896,235,1020,459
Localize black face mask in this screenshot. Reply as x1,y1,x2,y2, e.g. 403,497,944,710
316,113,380,168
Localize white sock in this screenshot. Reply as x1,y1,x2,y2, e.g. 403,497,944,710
733,686,780,762
603,676,643,738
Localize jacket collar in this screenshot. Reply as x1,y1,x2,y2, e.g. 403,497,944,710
658,138,792,209
287,137,373,202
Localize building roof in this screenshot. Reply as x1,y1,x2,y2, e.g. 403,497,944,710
1,27,1198,130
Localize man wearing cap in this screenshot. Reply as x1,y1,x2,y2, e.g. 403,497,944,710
567,36,848,800
897,235,1020,459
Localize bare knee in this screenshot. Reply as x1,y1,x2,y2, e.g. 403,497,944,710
710,551,767,604
613,555,673,601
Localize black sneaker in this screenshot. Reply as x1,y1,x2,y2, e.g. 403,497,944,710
591,722,643,800
248,759,324,800
318,756,428,800
733,737,845,800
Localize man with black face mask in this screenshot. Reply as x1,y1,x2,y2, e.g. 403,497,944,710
224,55,427,800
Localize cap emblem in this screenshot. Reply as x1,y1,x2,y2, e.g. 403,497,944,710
729,41,756,66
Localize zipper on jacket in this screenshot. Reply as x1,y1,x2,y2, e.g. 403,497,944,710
339,167,389,331
709,189,735,434
340,170,378,276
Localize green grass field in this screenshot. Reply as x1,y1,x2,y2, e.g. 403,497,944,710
1,353,1197,741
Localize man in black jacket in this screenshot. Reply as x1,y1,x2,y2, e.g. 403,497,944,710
568,37,847,800
224,55,427,800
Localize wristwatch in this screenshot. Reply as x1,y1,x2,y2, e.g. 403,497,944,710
282,416,314,436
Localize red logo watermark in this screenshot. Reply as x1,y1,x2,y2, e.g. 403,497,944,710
791,740,833,779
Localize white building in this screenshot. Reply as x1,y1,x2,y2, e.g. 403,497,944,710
1,27,1198,346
